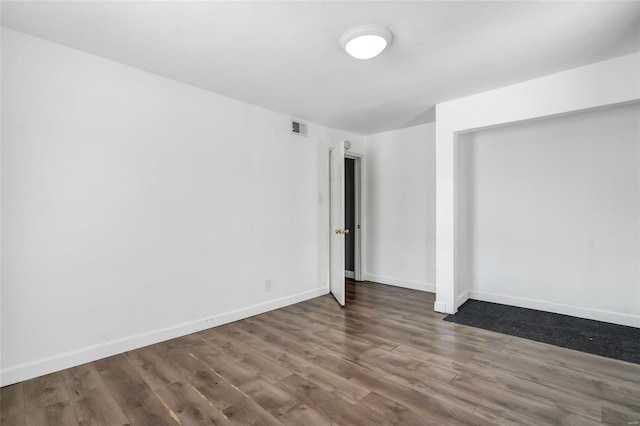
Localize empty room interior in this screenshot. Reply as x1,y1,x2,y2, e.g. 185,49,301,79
1,1,640,425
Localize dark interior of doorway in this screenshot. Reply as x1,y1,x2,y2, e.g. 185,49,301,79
345,158,355,273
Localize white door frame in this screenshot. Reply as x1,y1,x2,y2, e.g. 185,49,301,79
345,151,364,282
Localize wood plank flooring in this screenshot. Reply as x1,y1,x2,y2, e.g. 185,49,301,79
2,281,639,425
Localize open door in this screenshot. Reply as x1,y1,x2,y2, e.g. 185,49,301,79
329,144,346,306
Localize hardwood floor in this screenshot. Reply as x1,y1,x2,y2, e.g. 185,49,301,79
2,281,639,425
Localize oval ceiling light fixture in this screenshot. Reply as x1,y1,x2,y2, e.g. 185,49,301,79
340,24,393,60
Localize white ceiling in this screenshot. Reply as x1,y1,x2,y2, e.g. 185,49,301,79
2,1,639,135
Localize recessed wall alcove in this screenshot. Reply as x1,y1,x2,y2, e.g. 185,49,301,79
453,103,640,326
434,52,640,328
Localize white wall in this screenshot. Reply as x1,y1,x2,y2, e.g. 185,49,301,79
459,103,640,325
0,28,362,386
362,123,436,292
436,52,640,316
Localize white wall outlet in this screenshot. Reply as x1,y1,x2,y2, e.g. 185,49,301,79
265,279,272,292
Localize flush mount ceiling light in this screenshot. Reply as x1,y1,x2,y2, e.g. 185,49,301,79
340,24,393,60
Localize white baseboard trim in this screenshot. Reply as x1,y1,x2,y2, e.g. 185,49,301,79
344,270,355,279
469,290,640,328
363,273,435,293
0,287,328,387
434,300,447,313
456,290,470,309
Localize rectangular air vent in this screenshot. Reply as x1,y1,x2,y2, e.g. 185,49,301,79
291,120,308,137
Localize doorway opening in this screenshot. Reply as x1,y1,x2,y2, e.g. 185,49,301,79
345,158,355,279
344,154,363,281
329,145,364,306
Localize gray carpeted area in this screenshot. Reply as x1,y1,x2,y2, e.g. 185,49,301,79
444,300,640,364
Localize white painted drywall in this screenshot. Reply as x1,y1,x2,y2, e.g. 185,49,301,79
454,132,475,308
0,28,362,385
362,123,436,292
436,52,640,315
459,103,640,326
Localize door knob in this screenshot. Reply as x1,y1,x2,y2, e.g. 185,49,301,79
334,229,350,235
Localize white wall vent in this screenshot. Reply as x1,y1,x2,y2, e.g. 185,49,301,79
291,120,308,137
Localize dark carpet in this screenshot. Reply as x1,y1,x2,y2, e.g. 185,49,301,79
444,300,640,364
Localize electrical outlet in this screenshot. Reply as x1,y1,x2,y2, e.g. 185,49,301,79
265,279,272,292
